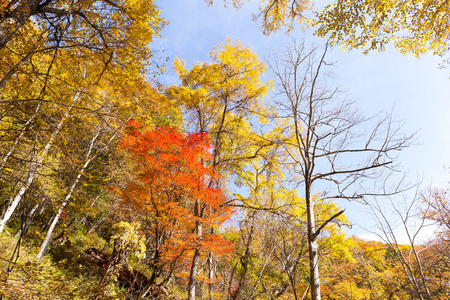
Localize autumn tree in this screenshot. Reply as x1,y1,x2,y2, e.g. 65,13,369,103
218,138,351,299
221,182,355,300
314,0,450,58
0,0,167,228
35,114,133,259
0,35,169,236
204,0,313,35
0,0,165,86
320,236,411,299
269,41,411,300
168,38,271,175
0,3,174,297
168,39,277,298
365,189,443,299
117,122,234,297
97,221,146,298
207,0,450,60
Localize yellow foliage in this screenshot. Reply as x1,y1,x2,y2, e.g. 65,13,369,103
168,39,274,183
207,0,313,34
314,0,450,57
256,0,314,34
170,38,269,115
209,0,449,57
111,221,146,260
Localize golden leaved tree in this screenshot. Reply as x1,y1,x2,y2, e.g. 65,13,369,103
208,0,450,59
0,0,168,234
168,39,277,299
314,0,450,57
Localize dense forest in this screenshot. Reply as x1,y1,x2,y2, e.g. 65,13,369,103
0,0,449,299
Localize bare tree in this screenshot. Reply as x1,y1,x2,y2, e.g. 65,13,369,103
367,188,441,300
269,40,412,300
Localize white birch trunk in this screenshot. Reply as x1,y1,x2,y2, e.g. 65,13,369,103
37,129,100,259
188,201,203,300
0,101,42,172
36,117,127,258
0,93,79,233
306,185,321,300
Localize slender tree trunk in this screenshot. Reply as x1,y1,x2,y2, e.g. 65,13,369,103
231,224,254,300
0,102,42,172
188,201,203,300
37,117,125,256
41,212,56,232
37,129,100,259
37,215,58,258
0,50,34,90
14,201,40,238
305,183,320,300
286,244,306,300
0,147,39,232
207,225,218,300
248,246,276,299
231,248,249,300
207,253,214,300
188,248,201,300
0,93,79,233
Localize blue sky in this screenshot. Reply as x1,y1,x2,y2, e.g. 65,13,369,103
153,0,450,240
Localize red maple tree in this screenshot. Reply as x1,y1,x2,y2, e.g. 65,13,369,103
118,121,234,284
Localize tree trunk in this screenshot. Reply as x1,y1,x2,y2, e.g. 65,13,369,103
207,253,214,300
41,212,56,232
305,183,320,300
0,101,42,172
231,224,254,300
188,200,203,300
15,201,40,238
0,92,79,233
188,248,201,300
0,149,39,233
37,129,100,259
0,49,35,90
0,0,44,51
